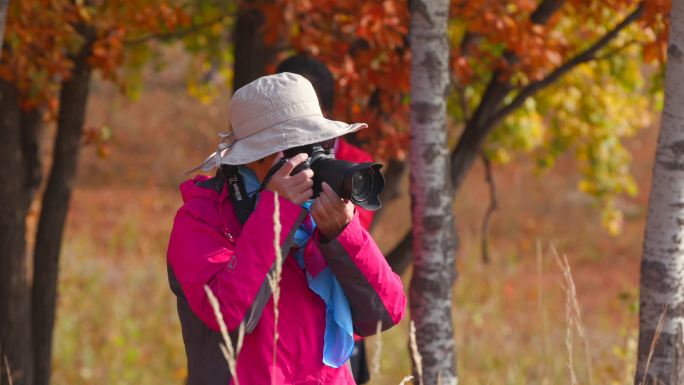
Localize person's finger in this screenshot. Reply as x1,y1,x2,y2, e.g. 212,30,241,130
318,187,338,211
277,153,308,176
300,188,313,201
301,168,314,179
313,196,326,214
344,201,355,216
321,182,342,201
321,182,345,209
291,169,313,183
298,179,314,193
311,199,325,221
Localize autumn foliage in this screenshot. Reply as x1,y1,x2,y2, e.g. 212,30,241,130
0,0,189,112
0,1,671,166
257,0,410,159
256,1,668,161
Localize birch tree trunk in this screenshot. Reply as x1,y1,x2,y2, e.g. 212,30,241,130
409,0,457,384
635,2,684,384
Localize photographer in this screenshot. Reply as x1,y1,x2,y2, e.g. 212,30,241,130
276,54,378,384
167,72,406,384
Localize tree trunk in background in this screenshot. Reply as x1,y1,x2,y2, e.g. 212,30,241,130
0,0,9,61
232,1,280,91
0,80,34,385
408,0,457,384
21,109,45,202
31,27,94,385
635,3,684,384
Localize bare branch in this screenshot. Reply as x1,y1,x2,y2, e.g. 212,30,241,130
480,152,498,264
593,38,639,61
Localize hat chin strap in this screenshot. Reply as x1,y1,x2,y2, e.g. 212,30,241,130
212,130,237,169
185,130,237,175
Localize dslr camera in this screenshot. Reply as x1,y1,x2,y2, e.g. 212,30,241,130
270,139,384,210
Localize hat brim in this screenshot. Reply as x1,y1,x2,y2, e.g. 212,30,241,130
206,115,367,167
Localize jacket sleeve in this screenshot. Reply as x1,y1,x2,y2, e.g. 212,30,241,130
314,212,406,336
356,206,375,231
167,190,305,332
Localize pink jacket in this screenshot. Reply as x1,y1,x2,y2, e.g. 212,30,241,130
167,175,406,384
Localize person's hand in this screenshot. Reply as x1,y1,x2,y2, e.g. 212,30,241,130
311,182,354,241
265,153,314,205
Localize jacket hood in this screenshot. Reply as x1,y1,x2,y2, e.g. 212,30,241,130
179,175,219,203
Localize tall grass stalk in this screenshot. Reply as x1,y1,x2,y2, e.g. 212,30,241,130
204,285,244,385
552,245,594,385
409,320,423,385
267,192,284,384
536,240,551,360
639,303,669,385
371,320,383,381
3,354,13,385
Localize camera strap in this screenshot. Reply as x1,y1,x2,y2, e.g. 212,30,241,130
195,164,312,336
261,158,288,188
219,165,257,225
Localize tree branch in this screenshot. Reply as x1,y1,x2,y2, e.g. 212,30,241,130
124,14,232,46
480,152,498,264
457,0,568,161
593,38,639,61
487,3,645,131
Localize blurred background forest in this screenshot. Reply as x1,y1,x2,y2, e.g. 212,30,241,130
0,0,675,384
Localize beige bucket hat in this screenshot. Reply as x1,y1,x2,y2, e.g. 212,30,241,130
192,72,367,171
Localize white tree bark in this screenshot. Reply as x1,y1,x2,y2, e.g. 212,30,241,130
0,0,9,62
409,0,457,384
635,2,684,384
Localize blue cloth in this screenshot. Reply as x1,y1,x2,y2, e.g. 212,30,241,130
238,167,355,368
238,167,262,198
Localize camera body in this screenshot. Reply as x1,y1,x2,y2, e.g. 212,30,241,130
285,144,334,198
279,141,384,211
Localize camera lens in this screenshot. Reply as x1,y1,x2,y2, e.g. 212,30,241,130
351,169,373,201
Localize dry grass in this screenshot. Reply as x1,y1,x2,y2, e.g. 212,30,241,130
3,354,13,385
408,320,423,385
203,286,242,385
638,303,669,385
267,192,284,380
371,320,383,381
558,251,580,378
